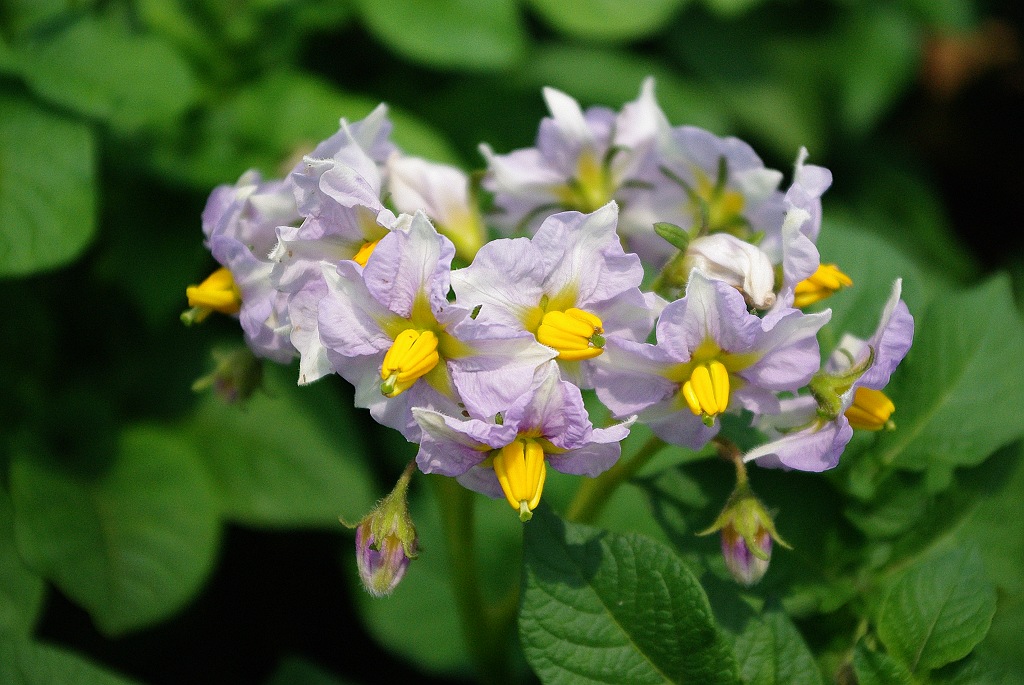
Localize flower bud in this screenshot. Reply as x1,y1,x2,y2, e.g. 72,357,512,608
699,484,790,587
191,346,264,404
350,462,419,597
683,234,777,309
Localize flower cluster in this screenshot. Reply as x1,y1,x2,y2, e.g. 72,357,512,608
186,80,914,582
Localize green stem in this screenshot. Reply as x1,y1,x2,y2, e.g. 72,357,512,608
565,435,666,524
712,435,747,487
430,475,515,685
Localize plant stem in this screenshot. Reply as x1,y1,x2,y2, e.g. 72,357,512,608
430,475,515,685
565,435,666,524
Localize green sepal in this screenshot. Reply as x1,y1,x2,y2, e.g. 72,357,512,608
654,221,692,251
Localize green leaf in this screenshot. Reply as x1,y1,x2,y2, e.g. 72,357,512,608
18,15,198,131
0,488,45,636
0,94,96,277
732,609,825,685
186,365,376,528
844,166,979,284
0,639,139,685
810,213,935,352
520,505,740,684
0,0,74,38
525,0,686,43
150,70,459,189
876,546,997,673
874,275,1024,477
264,656,356,685
9,426,220,635
832,7,920,134
931,653,1018,685
978,593,1024,678
354,0,525,70
951,443,1024,595
852,643,914,685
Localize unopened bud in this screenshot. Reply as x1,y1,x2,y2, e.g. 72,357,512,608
349,462,419,597
699,484,790,587
192,346,264,404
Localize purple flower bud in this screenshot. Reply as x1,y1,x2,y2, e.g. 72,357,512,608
700,483,789,587
191,346,264,404
355,519,416,598
720,522,773,587
350,461,419,597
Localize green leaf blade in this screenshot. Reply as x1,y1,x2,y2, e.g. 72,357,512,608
354,0,525,70
187,366,376,528
521,505,740,684
0,639,140,685
525,0,686,43
0,95,96,277
876,547,997,674
9,426,220,635
876,275,1024,476
733,609,825,685
0,487,45,636
852,643,914,685
19,16,199,131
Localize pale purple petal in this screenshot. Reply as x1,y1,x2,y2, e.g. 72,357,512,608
744,307,830,390
504,362,593,451
859,280,914,389
447,324,557,420
318,261,400,359
363,212,455,319
287,278,333,385
645,401,719,450
592,337,677,417
656,272,761,361
450,237,547,328
413,407,514,476
456,465,505,500
534,204,646,308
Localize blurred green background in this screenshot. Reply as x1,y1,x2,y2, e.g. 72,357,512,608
1,0,1022,683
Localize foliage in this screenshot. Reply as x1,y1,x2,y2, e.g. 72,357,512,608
1,0,1021,683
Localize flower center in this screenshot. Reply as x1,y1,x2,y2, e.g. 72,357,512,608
694,172,746,233
554,150,613,213
380,329,440,397
793,263,852,308
681,360,731,426
352,239,381,267
184,267,242,324
844,387,895,431
493,438,547,521
535,308,605,361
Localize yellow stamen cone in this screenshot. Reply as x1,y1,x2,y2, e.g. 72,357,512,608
183,267,242,324
845,387,895,431
380,329,440,397
493,439,547,521
536,308,605,361
681,361,731,424
352,239,380,267
793,264,853,308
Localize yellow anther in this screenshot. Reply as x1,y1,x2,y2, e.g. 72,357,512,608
793,264,853,308
844,387,895,431
184,267,242,324
681,361,731,423
493,439,547,521
380,329,440,397
352,239,380,267
536,308,605,361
